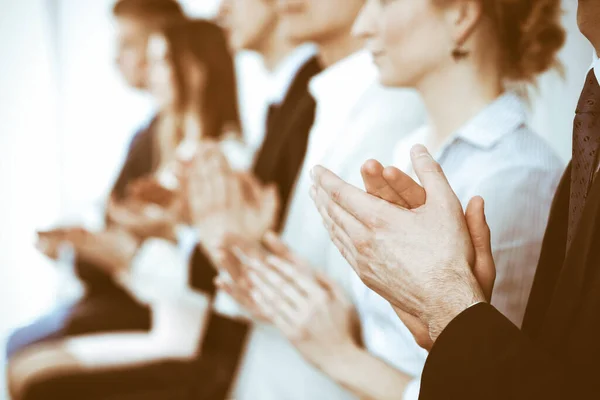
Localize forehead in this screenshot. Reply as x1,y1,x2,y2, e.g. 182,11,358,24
115,16,151,38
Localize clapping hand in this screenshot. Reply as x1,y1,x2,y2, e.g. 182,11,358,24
184,143,279,252
311,145,495,344
36,227,139,276
215,232,360,370
359,158,495,349
106,192,180,242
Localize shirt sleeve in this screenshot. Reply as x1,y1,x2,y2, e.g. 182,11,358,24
175,225,201,266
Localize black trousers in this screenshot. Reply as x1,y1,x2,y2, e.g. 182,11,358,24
20,314,250,400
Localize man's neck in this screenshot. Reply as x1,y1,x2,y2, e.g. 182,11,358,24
317,31,363,68
259,31,296,72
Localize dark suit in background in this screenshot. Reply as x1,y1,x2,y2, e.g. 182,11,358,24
6,118,159,358
419,74,600,399
19,57,322,400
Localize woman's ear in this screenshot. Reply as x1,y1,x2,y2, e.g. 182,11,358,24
443,0,483,49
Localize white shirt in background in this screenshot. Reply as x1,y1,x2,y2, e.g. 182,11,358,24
353,92,564,399
264,43,318,106
232,49,426,400
237,44,318,155
591,52,600,83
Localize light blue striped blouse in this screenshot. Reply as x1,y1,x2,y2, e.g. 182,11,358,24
351,91,566,400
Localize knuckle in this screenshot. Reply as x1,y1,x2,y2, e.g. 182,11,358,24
331,189,342,203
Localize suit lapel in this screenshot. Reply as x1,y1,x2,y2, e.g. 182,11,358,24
540,169,600,352
521,164,571,338
252,57,321,180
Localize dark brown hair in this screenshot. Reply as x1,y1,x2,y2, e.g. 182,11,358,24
161,19,241,139
112,0,186,27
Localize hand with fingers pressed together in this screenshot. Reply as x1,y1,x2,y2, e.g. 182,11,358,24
106,190,181,243
215,231,361,372
310,144,496,343
36,227,140,277
359,157,496,349
184,142,279,255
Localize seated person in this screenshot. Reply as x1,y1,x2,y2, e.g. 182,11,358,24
6,0,187,358
214,0,565,399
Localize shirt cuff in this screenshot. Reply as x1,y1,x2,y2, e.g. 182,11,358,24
176,225,200,264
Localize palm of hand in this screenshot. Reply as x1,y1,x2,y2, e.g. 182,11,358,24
290,287,357,368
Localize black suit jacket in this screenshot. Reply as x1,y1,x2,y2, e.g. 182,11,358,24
419,163,600,399
188,56,321,292
187,57,322,399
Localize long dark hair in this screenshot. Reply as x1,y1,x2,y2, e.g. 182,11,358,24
161,19,241,139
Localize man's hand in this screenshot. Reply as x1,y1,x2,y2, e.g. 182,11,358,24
184,144,279,251
126,176,179,209
311,145,488,342
36,228,82,260
213,234,271,322
216,232,360,371
36,227,139,276
106,196,179,242
361,158,496,302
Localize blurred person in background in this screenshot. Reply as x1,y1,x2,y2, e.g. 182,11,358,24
6,1,324,398
204,0,425,399
245,0,565,398
5,0,187,360
6,18,253,400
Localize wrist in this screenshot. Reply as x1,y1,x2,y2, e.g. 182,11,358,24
319,340,362,379
425,262,486,342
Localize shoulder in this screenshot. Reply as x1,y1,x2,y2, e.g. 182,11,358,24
458,125,565,189
495,125,565,172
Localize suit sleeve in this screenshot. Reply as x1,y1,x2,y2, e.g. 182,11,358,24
188,245,218,296
110,127,152,201
419,303,566,400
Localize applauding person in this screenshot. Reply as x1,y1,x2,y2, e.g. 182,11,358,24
306,0,600,398
219,0,566,398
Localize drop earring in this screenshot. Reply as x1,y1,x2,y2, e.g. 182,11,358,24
451,43,469,61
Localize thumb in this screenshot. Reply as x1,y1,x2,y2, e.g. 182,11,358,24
259,184,279,228
410,144,454,204
465,196,496,302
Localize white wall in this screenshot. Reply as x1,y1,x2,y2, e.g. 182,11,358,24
530,0,592,161
0,0,62,396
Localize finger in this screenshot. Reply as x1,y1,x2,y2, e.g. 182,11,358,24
263,255,322,298
216,275,259,315
311,184,365,234
262,231,291,260
258,184,280,230
314,272,350,305
262,232,307,269
238,173,261,207
465,196,496,302
311,165,397,225
318,206,358,267
330,235,359,275
227,171,243,211
361,160,409,207
409,145,456,205
381,166,426,209
248,270,301,324
215,248,246,283
248,265,306,311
